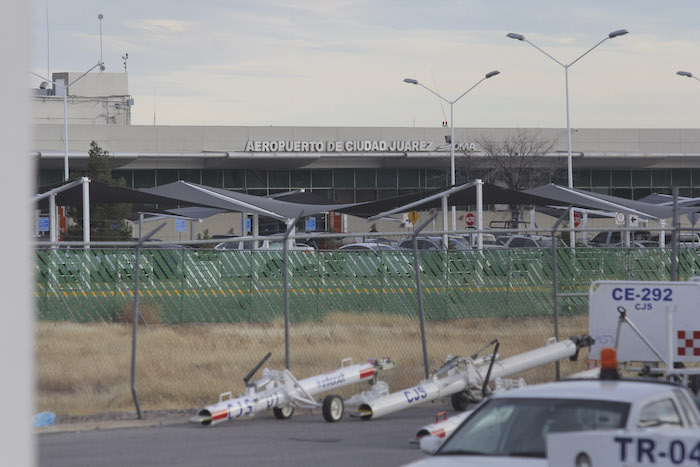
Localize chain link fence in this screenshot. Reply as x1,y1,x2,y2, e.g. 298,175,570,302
34,235,700,417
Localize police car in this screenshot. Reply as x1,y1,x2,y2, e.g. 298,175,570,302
406,349,700,466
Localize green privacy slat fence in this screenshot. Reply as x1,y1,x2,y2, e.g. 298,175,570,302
34,247,700,323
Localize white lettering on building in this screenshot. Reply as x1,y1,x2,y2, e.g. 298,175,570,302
244,140,480,153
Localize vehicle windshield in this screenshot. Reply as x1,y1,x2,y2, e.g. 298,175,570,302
437,398,629,458
536,238,557,248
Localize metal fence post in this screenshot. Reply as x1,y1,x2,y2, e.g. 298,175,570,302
550,208,569,381
412,212,439,379
671,187,679,281
131,222,165,419
282,216,301,370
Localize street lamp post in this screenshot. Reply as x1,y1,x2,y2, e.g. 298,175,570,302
677,71,700,84
403,71,500,236
31,61,105,181
507,30,628,247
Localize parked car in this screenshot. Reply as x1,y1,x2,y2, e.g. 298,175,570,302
648,232,700,248
411,376,700,466
339,243,395,252
336,242,415,278
214,237,314,251
214,237,317,279
495,234,564,249
395,236,473,252
588,230,652,248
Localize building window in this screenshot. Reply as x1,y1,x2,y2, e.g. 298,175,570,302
310,188,333,201
693,170,700,187
632,170,651,187
334,189,354,203
652,169,670,187
356,169,376,188
291,170,311,189
334,169,354,188
611,170,631,187
311,170,332,187
247,170,267,189
632,188,652,200
398,169,419,188
425,169,446,187
179,169,201,184
38,170,63,187
356,189,377,202
591,170,610,187
573,169,590,188
377,169,397,188
224,170,245,189
377,189,398,199
672,169,691,186
269,170,290,188
611,188,632,199
157,169,178,186
112,170,133,188
134,170,155,188
202,170,223,187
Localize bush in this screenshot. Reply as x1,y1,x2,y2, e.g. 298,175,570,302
115,300,162,326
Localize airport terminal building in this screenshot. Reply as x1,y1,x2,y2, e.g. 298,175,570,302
32,72,700,236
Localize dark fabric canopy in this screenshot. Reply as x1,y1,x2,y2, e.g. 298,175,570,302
143,181,354,220
267,191,341,205
338,183,560,219
524,184,698,219
36,179,196,210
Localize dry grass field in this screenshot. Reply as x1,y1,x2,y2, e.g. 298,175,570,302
35,313,591,416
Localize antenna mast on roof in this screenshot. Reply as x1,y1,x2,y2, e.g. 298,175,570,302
45,0,50,82
98,14,104,64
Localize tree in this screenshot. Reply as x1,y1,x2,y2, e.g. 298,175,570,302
66,141,133,241
458,130,564,225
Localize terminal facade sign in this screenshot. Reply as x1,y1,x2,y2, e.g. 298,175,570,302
244,140,477,153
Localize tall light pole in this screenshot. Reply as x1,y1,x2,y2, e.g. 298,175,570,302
403,71,500,233
32,61,105,181
507,29,628,247
677,71,700,84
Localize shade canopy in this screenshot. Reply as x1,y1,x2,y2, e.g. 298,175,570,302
339,182,571,219
36,179,192,210
524,184,698,220
142,181,353,221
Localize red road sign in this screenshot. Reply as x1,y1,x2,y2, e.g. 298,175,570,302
465,212,475,226
573,212,582,227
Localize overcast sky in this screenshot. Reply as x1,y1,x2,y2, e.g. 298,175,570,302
29,0,700,129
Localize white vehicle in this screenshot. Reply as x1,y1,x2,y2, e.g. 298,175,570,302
214,237,314,251
214,237,317,278
408,351,700,466
494,234,564,249
339,242,395,251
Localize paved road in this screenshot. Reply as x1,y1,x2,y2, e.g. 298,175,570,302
38,404,455,467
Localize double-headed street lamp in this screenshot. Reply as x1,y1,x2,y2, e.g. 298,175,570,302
403,71,500,234
31,61,105,181
677,71,700,83
507,29,628,247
